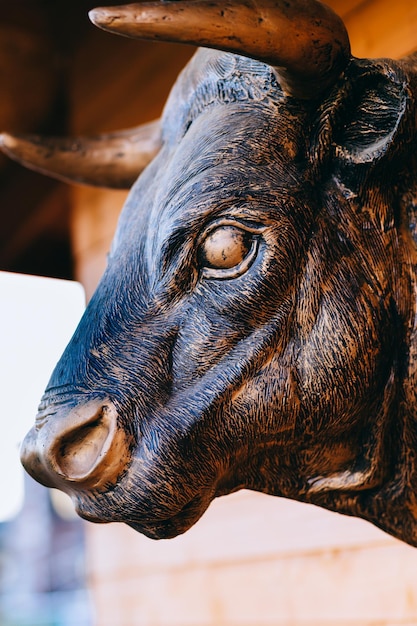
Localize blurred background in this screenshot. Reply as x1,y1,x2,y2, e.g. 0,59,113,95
1,0,417,625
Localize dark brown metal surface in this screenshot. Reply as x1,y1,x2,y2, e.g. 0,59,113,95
4,1,417,546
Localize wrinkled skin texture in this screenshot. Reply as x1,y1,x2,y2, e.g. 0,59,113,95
21,49,417,544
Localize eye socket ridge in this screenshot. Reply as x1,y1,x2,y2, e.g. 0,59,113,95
198,218,265,280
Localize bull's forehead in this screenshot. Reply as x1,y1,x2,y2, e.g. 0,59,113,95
111,49,310,276
161,48,285,146
113,100,308,284
154,109,304,252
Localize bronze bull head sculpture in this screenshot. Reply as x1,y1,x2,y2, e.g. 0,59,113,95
2,0,417,545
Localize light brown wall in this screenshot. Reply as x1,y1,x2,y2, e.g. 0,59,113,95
69,2,417,625
86,494,417,626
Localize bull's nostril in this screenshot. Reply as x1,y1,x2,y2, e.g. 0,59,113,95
42,400,133,490
57,416,111,479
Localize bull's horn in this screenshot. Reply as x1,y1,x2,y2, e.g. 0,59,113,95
89,0,351,99
0,119,162,189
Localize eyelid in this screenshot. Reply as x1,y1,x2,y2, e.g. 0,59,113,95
197,218,267,248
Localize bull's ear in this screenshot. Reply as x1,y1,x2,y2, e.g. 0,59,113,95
333,61,411,166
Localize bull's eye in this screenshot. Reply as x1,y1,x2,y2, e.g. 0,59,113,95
198,221,262,279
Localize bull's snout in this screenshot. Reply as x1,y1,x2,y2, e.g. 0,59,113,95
20,398,132,491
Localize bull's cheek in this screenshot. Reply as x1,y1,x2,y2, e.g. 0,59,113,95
228,364,301,438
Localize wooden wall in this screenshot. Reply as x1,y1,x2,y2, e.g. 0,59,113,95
86,494,417,626
68,1,417,625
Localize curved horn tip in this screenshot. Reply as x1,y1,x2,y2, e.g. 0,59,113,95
0,132,46,159
0,132,16,150
89,7,114,29
0,132,27,161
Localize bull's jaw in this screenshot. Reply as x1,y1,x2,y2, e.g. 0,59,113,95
20,397,133,491
125,493,214,540
67,449,221,541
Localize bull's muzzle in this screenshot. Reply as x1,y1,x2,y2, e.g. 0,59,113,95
20,398,132,491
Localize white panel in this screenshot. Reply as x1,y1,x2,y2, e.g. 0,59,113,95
0,271,85,521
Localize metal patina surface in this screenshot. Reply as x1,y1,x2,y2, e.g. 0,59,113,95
2,0,417,545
